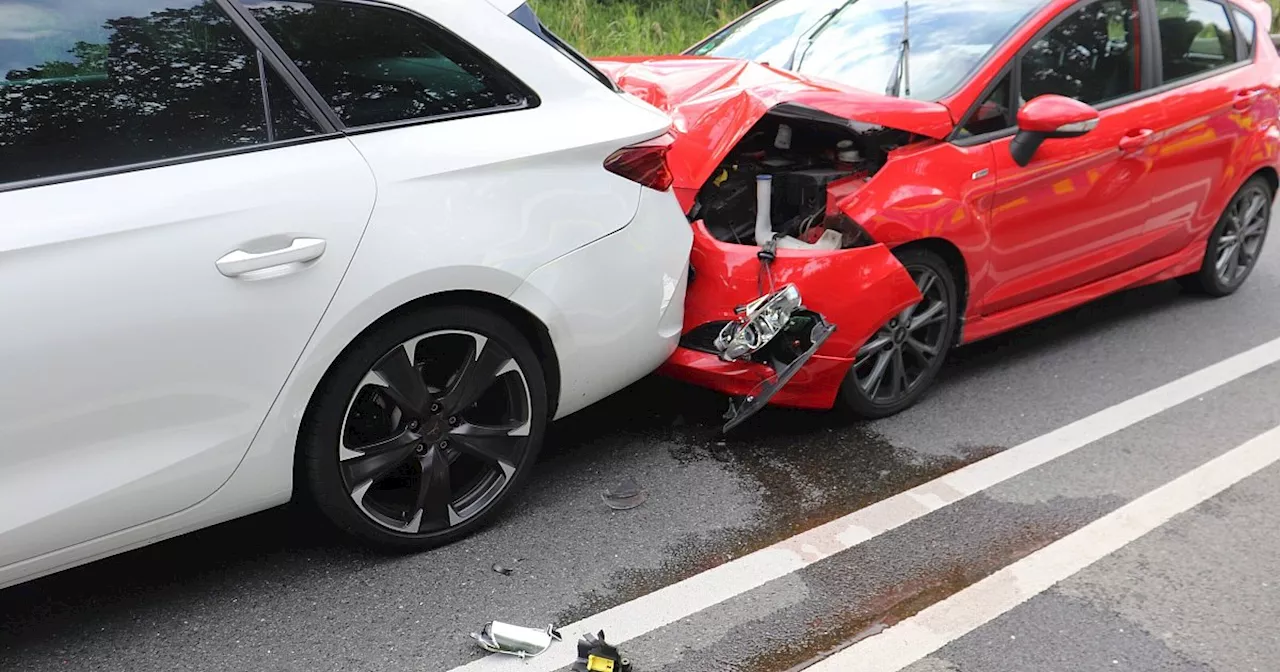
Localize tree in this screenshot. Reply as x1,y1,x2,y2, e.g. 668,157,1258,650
1,1,268,183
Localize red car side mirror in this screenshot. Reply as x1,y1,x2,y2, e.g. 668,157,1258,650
1010,94,1100,167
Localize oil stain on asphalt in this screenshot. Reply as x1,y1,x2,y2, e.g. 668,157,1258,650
617,490,1125,672
543,375,1004,626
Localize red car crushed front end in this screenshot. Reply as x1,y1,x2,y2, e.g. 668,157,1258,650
593,56,943,429
664,222,919,413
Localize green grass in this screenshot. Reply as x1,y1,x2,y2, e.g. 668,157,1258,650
529,0,753,57
532,0,1280,57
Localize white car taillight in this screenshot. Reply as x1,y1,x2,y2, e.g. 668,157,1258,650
603,132,675,192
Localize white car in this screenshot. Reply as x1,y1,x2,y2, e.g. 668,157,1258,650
0,0,691,588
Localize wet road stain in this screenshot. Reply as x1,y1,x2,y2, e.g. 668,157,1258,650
531,281,1200,631
685,493,1124,672
545,375,1004,626
776,565,976,672
767,563,986,672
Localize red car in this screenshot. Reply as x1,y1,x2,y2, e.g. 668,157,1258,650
593,0,1279,430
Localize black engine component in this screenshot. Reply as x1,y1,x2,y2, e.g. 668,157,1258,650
698,170,757,244
569,631,633,672
771,168,854,236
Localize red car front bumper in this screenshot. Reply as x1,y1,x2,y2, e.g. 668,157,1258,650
659,221,921,414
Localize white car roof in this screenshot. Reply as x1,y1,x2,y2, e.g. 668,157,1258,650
373,0,526,16
481,0,526,14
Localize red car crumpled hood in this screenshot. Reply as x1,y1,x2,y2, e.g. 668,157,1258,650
592,56,956,202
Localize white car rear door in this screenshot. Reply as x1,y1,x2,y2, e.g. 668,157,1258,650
0,0,375,568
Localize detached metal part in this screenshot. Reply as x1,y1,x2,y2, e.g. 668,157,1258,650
601,477,648,510
714,284,803,361
471,621,562,659
569,630,633,672
712,283,839,432
722,310,836,433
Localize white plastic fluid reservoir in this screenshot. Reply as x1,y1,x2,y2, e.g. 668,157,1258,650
838,149,861,163
775,229,842,250
774,124,792,149
756,175,773,246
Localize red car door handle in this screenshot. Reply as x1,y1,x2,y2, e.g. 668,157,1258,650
1234,89,1264,110
1118,129,1154,152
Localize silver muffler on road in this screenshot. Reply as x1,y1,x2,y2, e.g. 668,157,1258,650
471,621,562,659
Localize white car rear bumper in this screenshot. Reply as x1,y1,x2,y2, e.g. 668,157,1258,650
510,187,693,419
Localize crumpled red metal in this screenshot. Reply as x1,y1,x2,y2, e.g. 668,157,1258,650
593,56,956,211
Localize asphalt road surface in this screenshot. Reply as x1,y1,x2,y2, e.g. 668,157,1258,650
4,225,1280,672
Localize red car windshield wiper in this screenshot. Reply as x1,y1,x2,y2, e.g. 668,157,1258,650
884,0,911,97
785,0,856,71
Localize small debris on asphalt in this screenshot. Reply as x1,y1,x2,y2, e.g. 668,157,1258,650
471,621,561,658
569,630,633,672
601,477,648,510
491,563,514,576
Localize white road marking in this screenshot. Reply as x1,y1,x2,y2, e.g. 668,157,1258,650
805,422,1280,672
447,336,1280,672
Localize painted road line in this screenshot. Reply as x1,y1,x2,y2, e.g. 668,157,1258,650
447,336,1280,672
805,422,1280,672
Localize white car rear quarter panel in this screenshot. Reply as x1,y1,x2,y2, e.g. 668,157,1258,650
511,187,693,418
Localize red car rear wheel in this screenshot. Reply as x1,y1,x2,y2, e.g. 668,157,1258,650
1179,175,1273,298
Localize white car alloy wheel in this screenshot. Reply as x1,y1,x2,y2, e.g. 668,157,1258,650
301,306,548,550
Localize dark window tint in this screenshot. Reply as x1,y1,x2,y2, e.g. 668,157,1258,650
960,72,1014,138
0,0,301,186
263,61,324,141
1157,0,1237,82
1232,8,1256,54
244,0,530,127
1021,0,1141,106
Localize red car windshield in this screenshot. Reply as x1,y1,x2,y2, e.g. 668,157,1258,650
687,0,1039,101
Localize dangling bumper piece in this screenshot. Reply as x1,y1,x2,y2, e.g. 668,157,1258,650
659,221,921,431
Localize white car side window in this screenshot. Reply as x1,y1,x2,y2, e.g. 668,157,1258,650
242,0,535,128
0,0,320,188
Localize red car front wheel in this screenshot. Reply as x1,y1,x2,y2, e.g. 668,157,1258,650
839,248,959,420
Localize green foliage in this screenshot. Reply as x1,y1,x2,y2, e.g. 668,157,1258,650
529,0,753,56
4,41,106,81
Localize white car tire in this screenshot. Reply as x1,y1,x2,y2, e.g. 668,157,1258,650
299,304,548,551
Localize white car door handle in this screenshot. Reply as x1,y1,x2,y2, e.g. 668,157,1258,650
216,237,327,277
